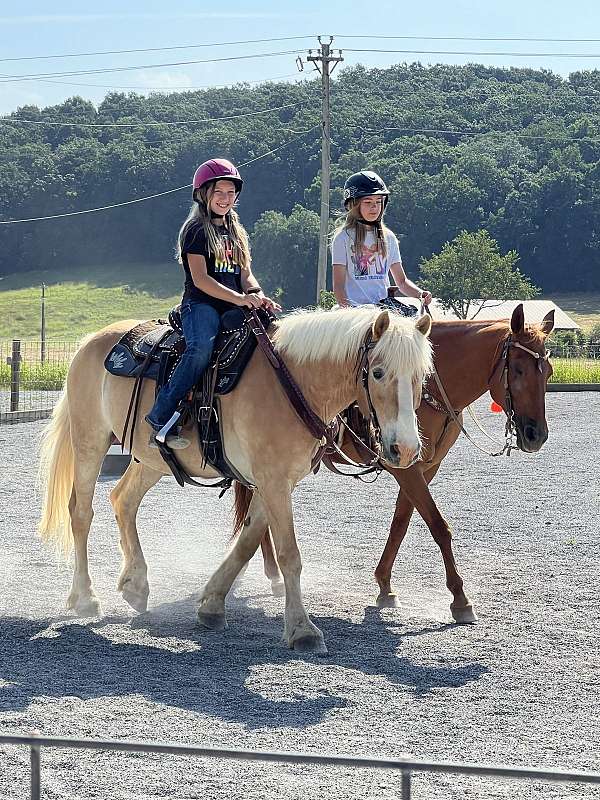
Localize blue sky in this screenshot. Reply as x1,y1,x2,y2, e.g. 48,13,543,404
1,0,600,114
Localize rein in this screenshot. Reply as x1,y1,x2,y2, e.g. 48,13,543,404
245,309,383,477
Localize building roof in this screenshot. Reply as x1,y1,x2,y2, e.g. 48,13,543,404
402,298,580,330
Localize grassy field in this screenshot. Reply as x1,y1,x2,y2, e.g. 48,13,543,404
0,264,599,341
543,292,600,333
0,262,182,339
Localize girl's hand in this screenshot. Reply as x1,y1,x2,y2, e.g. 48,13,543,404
420,291,432,305
235,293,263,309
261,295,282,313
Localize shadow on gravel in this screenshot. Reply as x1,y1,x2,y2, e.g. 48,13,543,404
0,599,487,730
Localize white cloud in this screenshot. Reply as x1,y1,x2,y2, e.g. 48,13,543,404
0,85,45,115
135,71,194,91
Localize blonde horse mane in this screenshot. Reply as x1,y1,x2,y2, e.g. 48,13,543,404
272,306,432,381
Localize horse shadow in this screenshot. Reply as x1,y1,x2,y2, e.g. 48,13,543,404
0,595,488,731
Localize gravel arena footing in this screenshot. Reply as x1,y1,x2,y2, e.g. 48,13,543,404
0,393,598,799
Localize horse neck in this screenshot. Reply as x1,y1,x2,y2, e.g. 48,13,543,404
431,321,508,410
284,355,358,422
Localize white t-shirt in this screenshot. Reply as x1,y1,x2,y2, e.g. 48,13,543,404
331,228,402,306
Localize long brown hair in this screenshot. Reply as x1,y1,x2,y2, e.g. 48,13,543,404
332,198,391,259
176,183,251,269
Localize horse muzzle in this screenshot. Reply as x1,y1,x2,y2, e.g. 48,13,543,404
381,441,421,469
515,416,548,453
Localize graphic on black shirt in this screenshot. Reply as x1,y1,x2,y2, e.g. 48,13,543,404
181,222,242,312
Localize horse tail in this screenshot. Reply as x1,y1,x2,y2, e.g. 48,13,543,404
232,481,253,537
38,387,74,556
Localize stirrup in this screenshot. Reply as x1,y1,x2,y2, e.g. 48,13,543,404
155,410,181,444
149,430,190,450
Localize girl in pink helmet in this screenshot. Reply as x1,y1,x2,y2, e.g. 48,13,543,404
146,158,279,449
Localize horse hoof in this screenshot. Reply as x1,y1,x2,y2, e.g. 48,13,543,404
197,612,228,631
452,605,478,624
291,635,328,655
271,579,285,598
69,597,102,618
122,589,149,614
376,593,400,609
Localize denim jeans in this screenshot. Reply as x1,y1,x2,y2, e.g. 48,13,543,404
146,301,221,431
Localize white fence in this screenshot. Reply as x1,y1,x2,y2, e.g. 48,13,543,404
2,733,600,800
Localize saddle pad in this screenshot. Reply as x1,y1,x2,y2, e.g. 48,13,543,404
104,320,183,380
103,309,272,394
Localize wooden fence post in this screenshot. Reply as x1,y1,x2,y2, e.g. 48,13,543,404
10,339,21,412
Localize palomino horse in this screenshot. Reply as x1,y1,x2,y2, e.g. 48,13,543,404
235,304,554,623
38,307,432,654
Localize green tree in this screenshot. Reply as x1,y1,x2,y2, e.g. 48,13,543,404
251,204,319,308
419,229,538,318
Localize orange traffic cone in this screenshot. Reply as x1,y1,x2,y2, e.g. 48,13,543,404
490,401,503,413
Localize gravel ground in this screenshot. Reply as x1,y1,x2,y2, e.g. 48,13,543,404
0,393,598,800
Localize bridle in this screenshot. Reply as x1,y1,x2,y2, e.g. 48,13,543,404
427,332,550,458
354,331,382,442
492,335,551,452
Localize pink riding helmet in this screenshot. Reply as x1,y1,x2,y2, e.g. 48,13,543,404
192,158,243,198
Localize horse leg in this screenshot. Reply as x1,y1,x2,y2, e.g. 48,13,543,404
67,435,112,617
397,466,477,624
230,527,283,597
374,489,416,608
261,486,326,654
261,529,285,597
198,492,270,630
110,460,161,613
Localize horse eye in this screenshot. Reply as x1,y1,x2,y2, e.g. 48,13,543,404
372,367,385,380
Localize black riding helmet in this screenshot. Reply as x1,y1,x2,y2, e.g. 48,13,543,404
343,170,390,209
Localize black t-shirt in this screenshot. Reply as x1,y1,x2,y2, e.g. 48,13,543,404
181,221,243,313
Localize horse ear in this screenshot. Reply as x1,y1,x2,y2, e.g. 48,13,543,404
415,313,432,337
540,309,555,337
372,310,390,341
510,303,525,335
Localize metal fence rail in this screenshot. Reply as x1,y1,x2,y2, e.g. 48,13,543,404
0,339,78,424
1,337,599,426
1,733,599,800
550,342,600,384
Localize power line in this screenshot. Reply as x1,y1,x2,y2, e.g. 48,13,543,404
343,47,600,58
336,34,600,44
1,100,313,128
0,50,301,84
0,36,316,63
348,123,600,143
5,40,600,90
5,34,600,66
0,125,320,225
28,72,306,91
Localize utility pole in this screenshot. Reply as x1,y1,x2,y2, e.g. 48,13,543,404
306,37,343,304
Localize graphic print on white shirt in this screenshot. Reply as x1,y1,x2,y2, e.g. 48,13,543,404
351,240,387,277
331,228,402,306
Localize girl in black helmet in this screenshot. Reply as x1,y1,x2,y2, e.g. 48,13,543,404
331,170,432,309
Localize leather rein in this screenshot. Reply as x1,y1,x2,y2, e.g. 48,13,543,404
425,333,550,458
245,309,384,478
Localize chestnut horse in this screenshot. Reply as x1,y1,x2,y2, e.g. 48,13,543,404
235,304,554,623
38,307,432,654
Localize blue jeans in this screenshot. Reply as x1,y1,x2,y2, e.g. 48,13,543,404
146,301,221,431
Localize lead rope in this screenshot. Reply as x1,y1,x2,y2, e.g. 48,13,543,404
430,367,515,457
